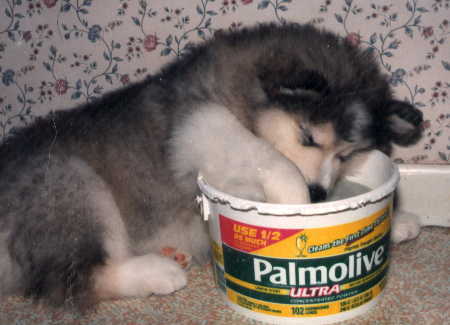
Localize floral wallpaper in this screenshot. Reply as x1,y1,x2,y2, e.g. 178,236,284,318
0,0,449,163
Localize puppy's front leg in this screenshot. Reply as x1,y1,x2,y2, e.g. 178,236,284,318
170,104,310,204
256,157,310,204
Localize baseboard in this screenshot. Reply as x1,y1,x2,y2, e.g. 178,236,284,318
396,164,450,227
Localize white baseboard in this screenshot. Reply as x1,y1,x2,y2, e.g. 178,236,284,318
397,164,450,227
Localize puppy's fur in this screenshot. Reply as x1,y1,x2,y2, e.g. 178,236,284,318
0,23,422,307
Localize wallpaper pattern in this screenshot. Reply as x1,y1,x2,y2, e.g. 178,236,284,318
0,0,449,163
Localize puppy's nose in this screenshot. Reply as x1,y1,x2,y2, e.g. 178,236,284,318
308,184,327,203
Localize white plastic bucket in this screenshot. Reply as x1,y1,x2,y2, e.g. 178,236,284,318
197,150,399,324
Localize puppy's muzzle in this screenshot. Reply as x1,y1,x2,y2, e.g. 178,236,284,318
308,184,327,203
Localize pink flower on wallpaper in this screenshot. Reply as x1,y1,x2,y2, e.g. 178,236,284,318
42,0,58,8
241,0,253,4
144,34,158,52
422,26,434,39
345,32,361,47
54,79,68,95
120,74,130,85
22,31,32,42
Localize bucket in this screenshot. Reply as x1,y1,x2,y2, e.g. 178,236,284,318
197,150,399,324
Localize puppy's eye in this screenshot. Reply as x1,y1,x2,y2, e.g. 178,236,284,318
336,154,351,163
302,134,318,147
300,127,319,147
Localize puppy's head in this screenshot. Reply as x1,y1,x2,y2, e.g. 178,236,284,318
256,70,423,202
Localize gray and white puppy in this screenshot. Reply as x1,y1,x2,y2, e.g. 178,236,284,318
0,23,422,308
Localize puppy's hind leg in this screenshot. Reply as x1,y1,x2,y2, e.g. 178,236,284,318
62,160,188,300
6,155,185,308
93,254,187,299
85,167,188,300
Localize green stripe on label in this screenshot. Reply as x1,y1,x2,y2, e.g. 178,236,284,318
226,265,388,304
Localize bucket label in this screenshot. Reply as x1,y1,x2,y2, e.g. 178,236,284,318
213,204,392,318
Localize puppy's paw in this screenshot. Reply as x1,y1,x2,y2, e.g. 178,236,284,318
391,211,421,244
160,246,193,269
116,254,187,296
259,162,310,204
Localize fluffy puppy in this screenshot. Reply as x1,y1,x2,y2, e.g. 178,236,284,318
0,23,422,308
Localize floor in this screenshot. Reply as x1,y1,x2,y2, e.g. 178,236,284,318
1,227,448,325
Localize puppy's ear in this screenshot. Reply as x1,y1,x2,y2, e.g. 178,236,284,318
386,100,423,146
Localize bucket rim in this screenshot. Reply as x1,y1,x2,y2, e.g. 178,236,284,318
197,152,400,216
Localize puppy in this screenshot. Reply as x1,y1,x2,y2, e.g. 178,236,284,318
0,23,422,308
